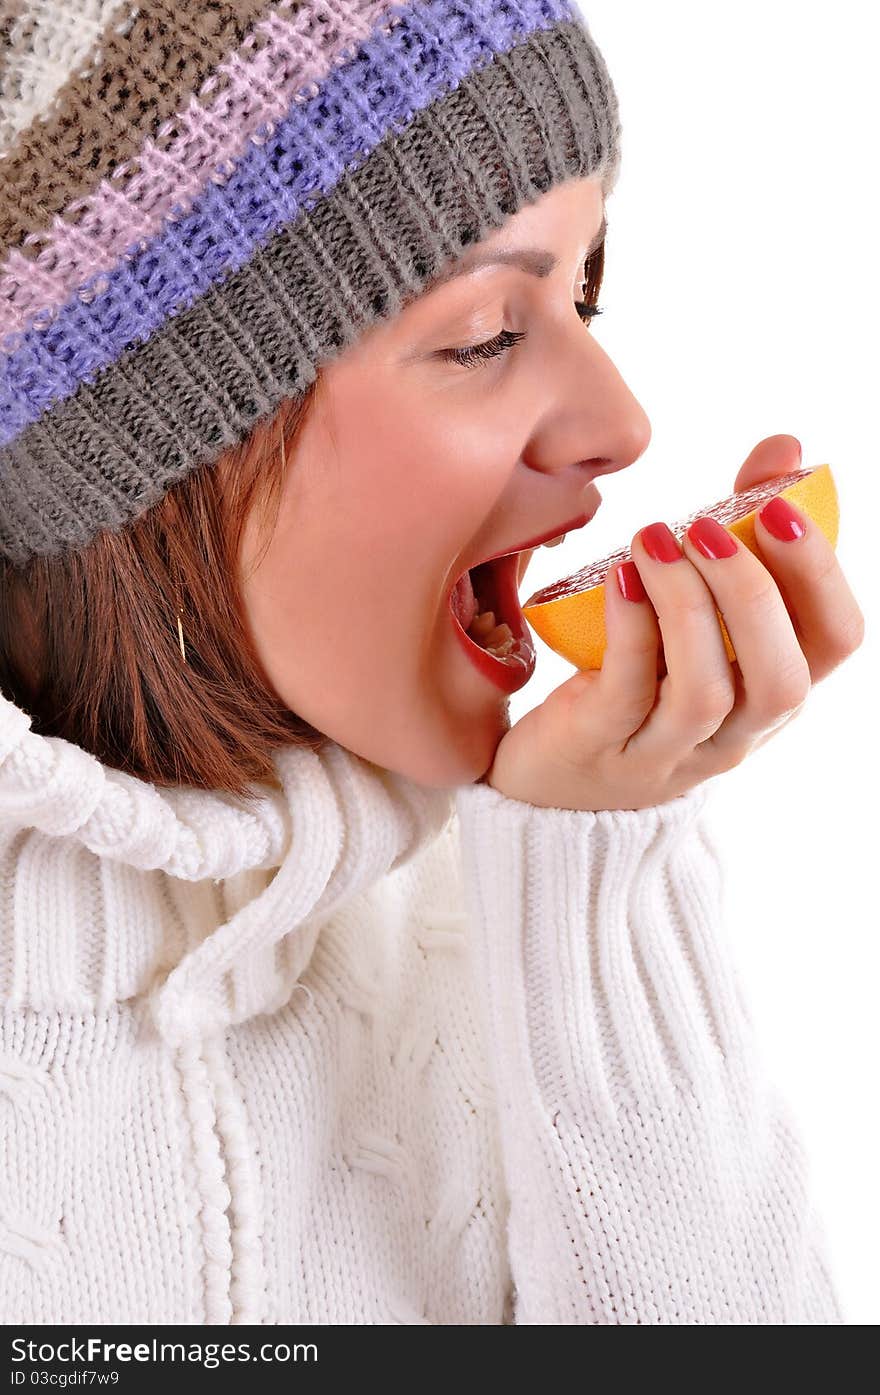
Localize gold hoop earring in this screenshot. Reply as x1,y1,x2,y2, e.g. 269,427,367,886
172,573,187,664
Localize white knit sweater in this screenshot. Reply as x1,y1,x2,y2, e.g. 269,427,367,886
0,686,842,1325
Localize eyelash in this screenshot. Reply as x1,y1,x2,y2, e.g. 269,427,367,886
441,300,604,369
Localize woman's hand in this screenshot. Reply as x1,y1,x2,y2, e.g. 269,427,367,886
483,436,866,811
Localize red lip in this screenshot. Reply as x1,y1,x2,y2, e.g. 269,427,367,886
464,510,596,570
451,478,604,585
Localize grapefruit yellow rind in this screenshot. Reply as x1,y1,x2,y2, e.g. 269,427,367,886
522,463,838,671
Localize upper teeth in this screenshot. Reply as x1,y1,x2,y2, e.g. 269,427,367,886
542,532,567,548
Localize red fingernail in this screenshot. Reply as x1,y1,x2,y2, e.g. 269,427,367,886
759,495,806,541
616,560,646,602
687,516,738,559
640,522,682,563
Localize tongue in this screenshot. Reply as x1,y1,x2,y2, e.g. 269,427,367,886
451,571,477,629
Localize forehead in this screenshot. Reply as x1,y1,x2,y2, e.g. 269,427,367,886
429,211,607,289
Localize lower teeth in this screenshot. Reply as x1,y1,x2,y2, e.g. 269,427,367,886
466,607,529,664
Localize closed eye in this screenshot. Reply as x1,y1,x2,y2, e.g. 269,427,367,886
437,231,607,369
438,299,604,369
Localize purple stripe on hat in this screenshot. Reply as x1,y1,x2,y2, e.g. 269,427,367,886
0,0,576,445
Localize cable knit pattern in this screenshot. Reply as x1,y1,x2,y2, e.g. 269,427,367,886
455,782,844,1323
0,686,844,1323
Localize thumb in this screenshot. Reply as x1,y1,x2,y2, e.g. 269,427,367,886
733,433,803,495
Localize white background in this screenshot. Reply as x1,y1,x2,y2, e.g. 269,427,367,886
510,0,879,1323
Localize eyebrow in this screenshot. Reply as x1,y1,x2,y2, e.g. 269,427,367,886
431,213,608,287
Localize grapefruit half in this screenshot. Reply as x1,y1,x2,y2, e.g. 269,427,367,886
522,463,838,671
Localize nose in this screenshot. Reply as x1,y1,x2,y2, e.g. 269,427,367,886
536,327,652,482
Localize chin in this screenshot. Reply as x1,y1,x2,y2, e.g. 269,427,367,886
386,711,508,791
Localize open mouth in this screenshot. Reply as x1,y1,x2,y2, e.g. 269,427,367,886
452,554,535,666
449,554,537,695
446,501,601,693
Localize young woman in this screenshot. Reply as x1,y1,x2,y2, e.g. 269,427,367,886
0,0,862,1323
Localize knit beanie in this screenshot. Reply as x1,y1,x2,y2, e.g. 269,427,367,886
0,0,622,568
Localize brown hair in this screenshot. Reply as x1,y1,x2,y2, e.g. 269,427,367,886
0,236,605,801
0,381,330,802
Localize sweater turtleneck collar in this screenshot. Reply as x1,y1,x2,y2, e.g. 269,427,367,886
0,689,455,1047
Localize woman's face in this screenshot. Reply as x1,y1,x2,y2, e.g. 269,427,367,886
240,175,651,789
